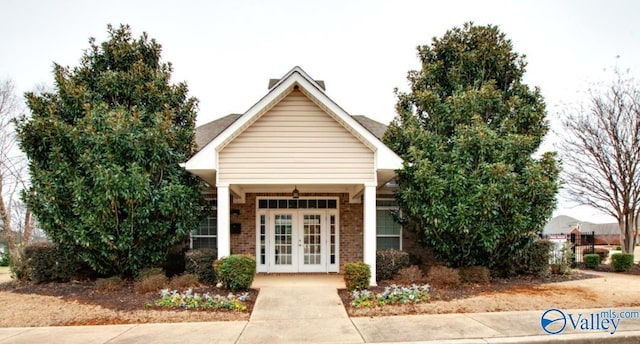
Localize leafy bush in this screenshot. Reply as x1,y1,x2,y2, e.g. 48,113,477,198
134,273,168,294
583,254,600,269
95,276,125,291
612,253,634,272
185,249,217,284
169,273,200,289
214,255,256,291
494,239,553,277
459,266,491,284
615,245,622,251
344,262,371,291
0,251,9,267
16,24,204,277
583,247,609,263
427,266,460,287
18,242,88,283
376,249,410,281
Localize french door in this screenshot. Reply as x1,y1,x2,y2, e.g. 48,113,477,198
263,210,338,273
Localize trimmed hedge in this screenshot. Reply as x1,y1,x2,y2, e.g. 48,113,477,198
584,254,600,269
376,249,410,281
16,242,88,283
583,247,609,263
214,255,256,291
185,249,217,284
612,253,634,272
344,262,370,291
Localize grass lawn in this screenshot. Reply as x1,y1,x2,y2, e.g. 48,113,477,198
0,267,10,275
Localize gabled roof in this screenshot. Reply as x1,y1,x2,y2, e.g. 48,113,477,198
195,113,242,151
185,66,403,174
544,215,619,235
195,113,388,151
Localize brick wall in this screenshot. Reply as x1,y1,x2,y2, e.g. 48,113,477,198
229,195,256,256
339,195,363,268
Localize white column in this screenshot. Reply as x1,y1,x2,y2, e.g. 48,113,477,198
363,183,377,286
217,183,230,259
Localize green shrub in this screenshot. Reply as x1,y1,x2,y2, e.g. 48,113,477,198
583,247,609,263
490,238,553,277
95,276,125,291
214,255,256,291
343,262,371,291
612,253,634,272
427,266,460,287
584,254,601,269
0,251,9,267
376,249,410,281
185,249,217,284
19,242,88,283
615,245,622,251
459,266,491,284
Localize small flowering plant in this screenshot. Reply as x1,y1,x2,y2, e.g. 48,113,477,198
351,284,430,308
154,288,250,311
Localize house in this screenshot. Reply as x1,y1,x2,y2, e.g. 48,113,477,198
182,67,406,284
544,215,620,245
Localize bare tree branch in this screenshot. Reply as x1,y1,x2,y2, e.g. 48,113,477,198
560,68,640,253
0,78,35,255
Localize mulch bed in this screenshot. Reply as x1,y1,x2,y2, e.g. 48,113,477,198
338,271,597,315
0,279,258,314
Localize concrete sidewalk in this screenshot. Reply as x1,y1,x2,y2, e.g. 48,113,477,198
1,274,640,343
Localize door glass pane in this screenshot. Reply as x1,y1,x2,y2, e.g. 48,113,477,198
274,215,293,265
260,215,266,265
303,215,322,265
330,215,336,265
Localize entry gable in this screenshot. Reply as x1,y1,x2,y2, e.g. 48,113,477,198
218,89,375,184
183,66,403,179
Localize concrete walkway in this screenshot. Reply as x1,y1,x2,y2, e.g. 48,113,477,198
1,274,640,343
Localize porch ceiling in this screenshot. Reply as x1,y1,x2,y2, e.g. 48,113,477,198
188,170,397,204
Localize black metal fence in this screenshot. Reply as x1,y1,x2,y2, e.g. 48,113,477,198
571,231,595,266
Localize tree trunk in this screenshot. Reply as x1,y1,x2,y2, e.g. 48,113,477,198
22,205,33,244
620,214,637,254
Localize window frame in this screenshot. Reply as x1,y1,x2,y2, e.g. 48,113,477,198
376,199,402,251
190,193,217,250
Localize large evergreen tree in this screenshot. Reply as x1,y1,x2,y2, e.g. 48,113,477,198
384,23,559,272
16,24,203,276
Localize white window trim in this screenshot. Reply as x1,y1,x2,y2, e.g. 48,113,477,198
376,199,402,251
191,193,217,250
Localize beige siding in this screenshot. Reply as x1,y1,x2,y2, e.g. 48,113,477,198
218,90,375,184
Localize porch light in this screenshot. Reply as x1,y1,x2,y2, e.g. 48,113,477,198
292,186,300,199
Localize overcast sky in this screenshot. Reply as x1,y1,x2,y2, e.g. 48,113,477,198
2,0,639,223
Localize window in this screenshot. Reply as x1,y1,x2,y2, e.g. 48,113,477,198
191,195,217,249
376,199,401,250
258,199,337,209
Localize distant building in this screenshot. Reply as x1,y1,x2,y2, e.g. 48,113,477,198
544,215,620,245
